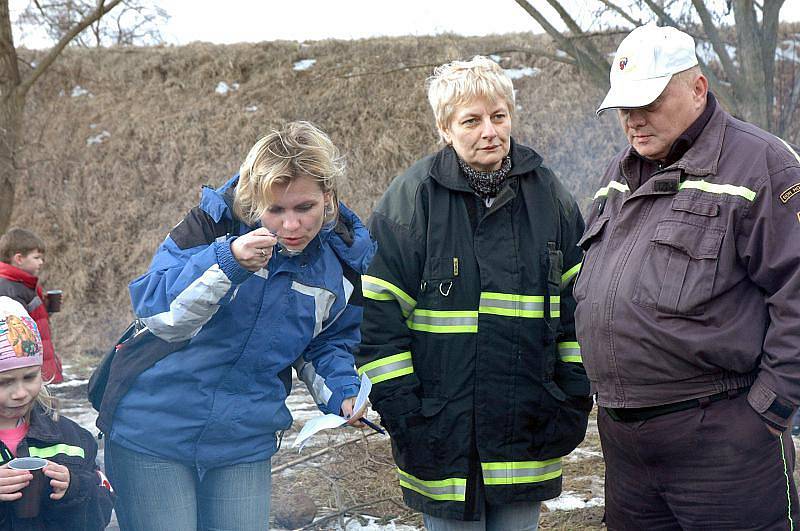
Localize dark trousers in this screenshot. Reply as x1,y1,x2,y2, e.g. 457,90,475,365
599,392,799,530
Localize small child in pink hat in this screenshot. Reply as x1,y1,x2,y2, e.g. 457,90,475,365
0,297,113,530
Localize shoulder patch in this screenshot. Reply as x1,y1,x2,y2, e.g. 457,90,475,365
779,183,800,204
170,207,233,250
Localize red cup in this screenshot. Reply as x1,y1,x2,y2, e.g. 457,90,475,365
8,457,48,518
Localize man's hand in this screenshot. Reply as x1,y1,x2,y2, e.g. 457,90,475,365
231,228,278,271
0,465,30,501
43,462,70,500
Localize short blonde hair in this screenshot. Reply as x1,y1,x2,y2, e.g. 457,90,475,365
234,121,343,225
427,55,515,143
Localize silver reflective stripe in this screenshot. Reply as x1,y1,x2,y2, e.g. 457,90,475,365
558,341,582,363
142,264,231,342
293,358,333,408
291,282,336,338
479,293,560,318
481,459,562,485
362,275,416,317
396,468,467,502
407,310,479,333
358,352,414,384
776,136,800,164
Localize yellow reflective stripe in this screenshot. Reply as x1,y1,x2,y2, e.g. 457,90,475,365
776,136,800,164
361,275,416,317
407,309,478,333
479,293,560,318
678,179,756,201
396,468,467,501
481,458,562,485
561,263,581,289
593,180,629,199
558,341,582,363
28,444,85,459
358,352,414,384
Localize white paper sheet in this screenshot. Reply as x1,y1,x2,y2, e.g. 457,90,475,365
292,374,372,450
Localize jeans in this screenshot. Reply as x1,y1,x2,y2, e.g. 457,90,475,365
423,501,541,531
106,441,271,531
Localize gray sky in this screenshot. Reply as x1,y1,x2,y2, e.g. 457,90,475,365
10,0,800,47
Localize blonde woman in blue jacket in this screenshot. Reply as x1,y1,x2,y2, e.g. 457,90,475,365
105,121,375,530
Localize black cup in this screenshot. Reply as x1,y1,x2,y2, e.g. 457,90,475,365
45,290,62,313
8,457,48,518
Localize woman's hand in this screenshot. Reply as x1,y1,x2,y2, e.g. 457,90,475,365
231,228,278,271
0,465,31,501
43,461,70,500
341,397,367,427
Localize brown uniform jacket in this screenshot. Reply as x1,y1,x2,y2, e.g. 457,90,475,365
575,104,800,429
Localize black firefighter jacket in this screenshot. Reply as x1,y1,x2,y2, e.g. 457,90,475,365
0,405,114,530
357,141,591,520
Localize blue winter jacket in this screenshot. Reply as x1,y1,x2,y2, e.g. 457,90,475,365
110,176,376,476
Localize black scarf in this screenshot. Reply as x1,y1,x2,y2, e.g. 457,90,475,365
456,152,513,200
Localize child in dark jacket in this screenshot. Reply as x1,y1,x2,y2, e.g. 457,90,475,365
0,229,63,383
0,297,113,530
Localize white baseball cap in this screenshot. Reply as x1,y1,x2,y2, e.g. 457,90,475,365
596,23,698,115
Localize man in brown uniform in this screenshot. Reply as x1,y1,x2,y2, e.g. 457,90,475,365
575,23,800,529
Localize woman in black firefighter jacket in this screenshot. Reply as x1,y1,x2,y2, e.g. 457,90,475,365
357,56,591,530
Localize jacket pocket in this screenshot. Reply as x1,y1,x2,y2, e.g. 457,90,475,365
573,215,610,302
632,215,725,315
385,397,448,475
537,380,592,459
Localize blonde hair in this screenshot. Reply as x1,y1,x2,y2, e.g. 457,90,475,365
35,383,59,421
427,55,515,143
233,121,343,225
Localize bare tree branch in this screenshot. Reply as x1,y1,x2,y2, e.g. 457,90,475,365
598,0,640,26
691,0,740,85
18,0,124,96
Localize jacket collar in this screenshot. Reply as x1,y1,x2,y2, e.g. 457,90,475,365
25,405,60,443
0,263,37,290
428,138,544,192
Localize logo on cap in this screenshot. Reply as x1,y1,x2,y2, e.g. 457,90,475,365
619,57,628,70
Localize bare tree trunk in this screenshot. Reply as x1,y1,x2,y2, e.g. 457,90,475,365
0,96,22,233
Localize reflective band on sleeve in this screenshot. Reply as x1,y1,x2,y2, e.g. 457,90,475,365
594,180,629,199
358,351,414,384
776,136,800,164
479,293,560,318
362,275,417,317
407,310,478,333
481,458,562,485
396,468,467,501
678,179,756,201
28,444,85,459
560,263,581,289
558,341,582,363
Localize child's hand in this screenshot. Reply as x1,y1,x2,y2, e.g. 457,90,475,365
43,462,70,500
0,464,31,501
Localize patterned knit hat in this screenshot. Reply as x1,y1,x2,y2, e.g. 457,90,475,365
0,297,43,372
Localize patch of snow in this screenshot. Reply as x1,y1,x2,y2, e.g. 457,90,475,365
695,42,738,66
489,54,502,63
273,514,418,531
505,67,540,80
776,40,799,63
215,81,231,95
245,105,259,113
71,85,92,98
555,50,568,58
50,378,89,388
86,131,110,146
567,447,603,460
294,59,317,71
544,491,604,511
